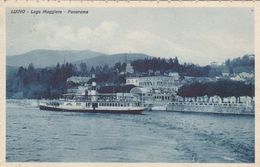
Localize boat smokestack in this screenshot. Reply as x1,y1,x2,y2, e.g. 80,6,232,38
91,74,97,102
92,82,96,91
92,74,95,79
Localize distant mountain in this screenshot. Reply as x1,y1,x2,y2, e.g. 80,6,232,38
7,49,153,68
75,53,152,67
7,49,107,67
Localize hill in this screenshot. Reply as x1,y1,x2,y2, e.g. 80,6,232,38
75,53,151,67
7,49,106,67
7,49,152,68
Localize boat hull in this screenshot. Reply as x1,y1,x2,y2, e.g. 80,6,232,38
39,104,143,114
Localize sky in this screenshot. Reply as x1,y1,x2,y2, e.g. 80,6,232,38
6,8,254,65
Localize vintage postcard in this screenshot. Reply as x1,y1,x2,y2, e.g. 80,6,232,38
0,0,259,167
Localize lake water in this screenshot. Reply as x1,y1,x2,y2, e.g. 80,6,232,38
6,105,254,162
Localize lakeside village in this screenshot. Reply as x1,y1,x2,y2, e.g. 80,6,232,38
6,53,255,115
8,60,255,115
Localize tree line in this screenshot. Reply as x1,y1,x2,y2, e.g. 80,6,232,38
177,80,254,101
6,54,254,99
225,54,254,67
131,57,221,77
7,63,77,99
7,62,128,99
224,54,254,74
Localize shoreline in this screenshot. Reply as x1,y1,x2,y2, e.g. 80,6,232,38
166,109,255,116
6,99,39,109
6,99,255,116
166,102,254,116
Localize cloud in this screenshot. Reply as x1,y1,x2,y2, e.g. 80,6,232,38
31,20,191,57
26,19,253,65
31,20,122,52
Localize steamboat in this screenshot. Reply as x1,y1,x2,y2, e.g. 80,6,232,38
39,76,145,114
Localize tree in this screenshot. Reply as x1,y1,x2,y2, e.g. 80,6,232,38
177,80,254,99
225,59,231,67
174,56,179,66
28,63,35,72
79,62,88,76
90,67,95,74
114,62,122,72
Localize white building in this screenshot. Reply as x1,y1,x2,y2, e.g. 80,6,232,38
126,75,180,93
67,76,91,85
66,76,91,95
168,72,179,79
178,95,254,105
222,72,229,77
126,63,134,74
230,72,254,82
126,77,139,86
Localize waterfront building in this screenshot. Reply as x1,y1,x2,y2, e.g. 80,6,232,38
128,85,175,108
152,93,173,107
130,87,151,106
169,72,179,79
230,72,254,82
66,76,91,95
222,96,237,103
175,95,254,106
222,72,230,77
126,75,180,93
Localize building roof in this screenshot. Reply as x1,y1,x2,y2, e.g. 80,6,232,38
130,87,149,94
67,76,91,84
98,85,136,94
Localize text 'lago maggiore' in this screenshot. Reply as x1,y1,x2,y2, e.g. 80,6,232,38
10,9,88,15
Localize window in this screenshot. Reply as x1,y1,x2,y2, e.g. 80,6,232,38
93,103,98,108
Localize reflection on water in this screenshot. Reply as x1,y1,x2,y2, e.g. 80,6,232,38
6,105,254,162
